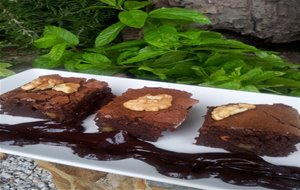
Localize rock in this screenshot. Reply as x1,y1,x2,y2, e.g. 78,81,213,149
158,0,300,43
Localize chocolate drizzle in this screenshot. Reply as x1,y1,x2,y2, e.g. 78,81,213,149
1,121,300,189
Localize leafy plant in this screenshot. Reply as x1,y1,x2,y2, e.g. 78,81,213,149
33,0,300,97
0,0,117,48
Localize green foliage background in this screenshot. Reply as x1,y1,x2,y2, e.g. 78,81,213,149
0,0,118,48
0,0,299,97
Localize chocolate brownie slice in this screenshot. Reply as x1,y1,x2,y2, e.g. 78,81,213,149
95,87,199,141
0,74,114,123
196,103,300,156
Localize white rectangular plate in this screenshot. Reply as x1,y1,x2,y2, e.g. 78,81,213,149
0,69,300,190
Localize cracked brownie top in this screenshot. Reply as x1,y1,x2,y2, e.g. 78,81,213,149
0,74,114,122
209,103,300,135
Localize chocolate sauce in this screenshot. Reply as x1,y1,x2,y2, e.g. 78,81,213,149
1,121,300,189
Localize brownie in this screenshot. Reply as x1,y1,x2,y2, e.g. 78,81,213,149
196,103,300,156
95,87,199,141
0,74,114,123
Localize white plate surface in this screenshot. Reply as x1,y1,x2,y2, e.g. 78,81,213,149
0,69,300,190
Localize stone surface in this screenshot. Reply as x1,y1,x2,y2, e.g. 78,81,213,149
159,0,300,43
0,154,56,190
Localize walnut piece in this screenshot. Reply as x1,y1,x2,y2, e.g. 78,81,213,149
123,94,173,111
44,112,57,119
21,78,43,91
52,83,80,94
0,152,7,160
219,135,230,141
21,78,44,90
211,103,256,120
21,78,64,91
21,77,80,94
236,143,255,150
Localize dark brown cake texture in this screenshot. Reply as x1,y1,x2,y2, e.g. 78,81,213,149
95,87,199,142
0,74,114,123
196,103,300,157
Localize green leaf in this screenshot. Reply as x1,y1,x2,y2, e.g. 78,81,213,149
192,66,209,78
64,59,81,71
180,30,225,47
59,51,83,71
43,26,79,46
116,50,138,64
33,36,61,49
149,7,211,24
145,51,188,67
144,24,179,49
82,52,111,65
124,1,151,10
95,22,126,47
195,52,210,63
198,31,224,39
251,53,286,69
105,39,146,51
84,47,107,54
166,63,194,76
240,85,259,92
33,55,63,69
239,67,262,80
75,63,94,70
75,62,99,70
264,77,300,88
193,38,257,51
255,51,272,58
229,67,242,79
290,89,300,97
78,68,120,76
223,40,257,51
138,65,168,80
215,81,241,90
176,77,202,84
0,62,15,76
259,87,285,95
74,60,118,75
180,30,223,40
284,71,300,80
129,68,160,80
119,10,148,28
100,0,116,7
49,43,67,61
0,68,15,77
73,53,113,72
204,53,239,66
0,62,13,68
282,62,300,69
208,68,230,82
242,69,284,84
117,0,126,7
121,46,167,64
222,60,247,71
